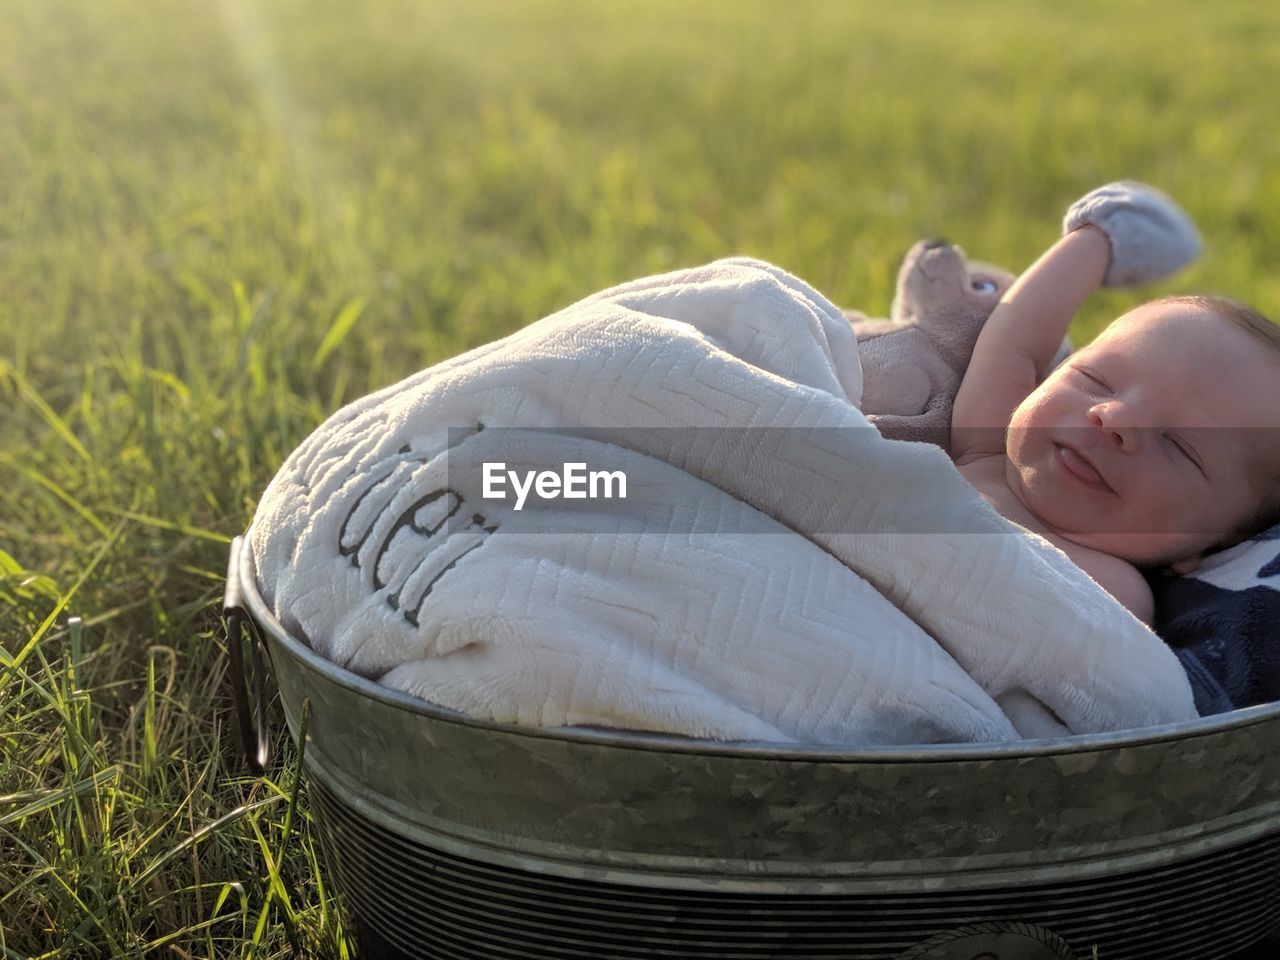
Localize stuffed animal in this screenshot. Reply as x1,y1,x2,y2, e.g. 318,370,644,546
845,239,1021,449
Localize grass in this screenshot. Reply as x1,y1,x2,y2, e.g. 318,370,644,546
3,0,1280,954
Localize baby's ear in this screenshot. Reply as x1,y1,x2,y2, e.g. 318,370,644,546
1166,555,1204,576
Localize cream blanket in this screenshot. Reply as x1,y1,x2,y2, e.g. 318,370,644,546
249,258,1196,744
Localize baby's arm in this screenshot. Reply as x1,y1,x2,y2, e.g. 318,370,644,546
950,226,1110,458
951,181,1202,460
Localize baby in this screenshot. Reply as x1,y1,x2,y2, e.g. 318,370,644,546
949,182,1280,625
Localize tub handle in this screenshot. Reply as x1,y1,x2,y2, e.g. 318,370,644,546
224,536,269,774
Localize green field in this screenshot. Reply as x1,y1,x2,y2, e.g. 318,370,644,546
4,0,1280,955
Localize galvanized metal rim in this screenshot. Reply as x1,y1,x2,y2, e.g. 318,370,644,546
237,531,1280,763
300,739,1280,894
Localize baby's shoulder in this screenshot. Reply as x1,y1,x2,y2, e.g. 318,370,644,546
1070,549,1154,625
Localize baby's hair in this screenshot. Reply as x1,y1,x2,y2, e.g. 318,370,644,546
1156,294,1280,543
1155,294,1280,361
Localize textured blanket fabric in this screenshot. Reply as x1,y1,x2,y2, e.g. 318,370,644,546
1153,524,1280,715
249,258,1196,745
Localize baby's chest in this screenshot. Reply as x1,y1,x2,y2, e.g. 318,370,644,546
955,456,1149,617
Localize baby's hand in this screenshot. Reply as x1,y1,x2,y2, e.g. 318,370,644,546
1063,181,1202,286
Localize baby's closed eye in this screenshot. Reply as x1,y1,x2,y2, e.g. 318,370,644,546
1163,432,1205,474
1073,366,1111,391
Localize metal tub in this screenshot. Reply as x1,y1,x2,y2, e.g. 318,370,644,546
224,535,1280,960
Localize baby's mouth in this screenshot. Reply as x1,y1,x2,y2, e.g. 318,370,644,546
1055,443,1114,492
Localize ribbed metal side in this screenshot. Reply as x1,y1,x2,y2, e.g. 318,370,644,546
310,779,1280,960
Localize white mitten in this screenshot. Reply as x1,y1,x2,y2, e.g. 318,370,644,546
1063,181,1202,286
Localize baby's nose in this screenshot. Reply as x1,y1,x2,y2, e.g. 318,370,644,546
1088,401,1140,450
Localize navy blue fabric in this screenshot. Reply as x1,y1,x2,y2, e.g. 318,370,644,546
1152,525,1280,715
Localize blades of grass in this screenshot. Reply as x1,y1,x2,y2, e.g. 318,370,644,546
0,455,111,538
127,797,281,894
142,648,159,778
276,699,308,856
0,363,91,464
0,767,120,828
327,362,350,413
140,909,247,954
231,280,252,333
244,812,301,960
0,547,61,601
307,837,341,956
0,522,126,685
0,827,126,956
68,617,82,686
181,759,206,948
143,367,191,402
0,548,22,576
173,269,224,320
209,881,251,956
212,881,249,918
125,756,214,871
174,563,234,582
244,704,308,960
40,597,153,637
311,297,366,371
101,509,231,544
59,618,95,776
0,654,97,767
234,284,277,392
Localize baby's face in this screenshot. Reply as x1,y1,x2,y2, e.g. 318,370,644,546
1005,301,1280,566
